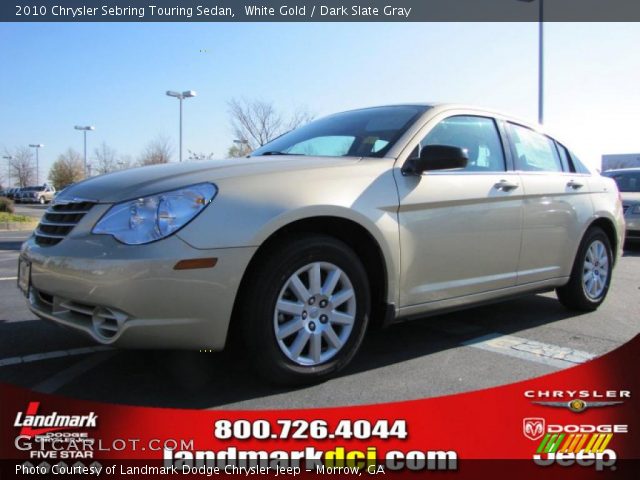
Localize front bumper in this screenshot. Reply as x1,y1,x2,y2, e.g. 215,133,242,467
20,232,256,350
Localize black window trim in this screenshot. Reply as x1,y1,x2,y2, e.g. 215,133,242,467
553,141,576,173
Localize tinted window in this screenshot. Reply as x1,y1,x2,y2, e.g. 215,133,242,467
419,116,506,172
508,123,563,172
251,106,427,158
603,171,640,192
569,151,591,174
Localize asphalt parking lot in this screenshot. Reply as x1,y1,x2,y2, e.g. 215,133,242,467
0,229,638,410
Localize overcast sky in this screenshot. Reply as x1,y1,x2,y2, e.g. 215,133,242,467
1,22,639,182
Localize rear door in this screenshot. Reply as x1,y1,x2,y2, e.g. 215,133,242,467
395,114,524,306
505,122,594,283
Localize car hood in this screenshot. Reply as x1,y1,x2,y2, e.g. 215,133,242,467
55,156,361,204
621,192,640,203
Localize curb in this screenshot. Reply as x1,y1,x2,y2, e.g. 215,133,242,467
0,221,38,232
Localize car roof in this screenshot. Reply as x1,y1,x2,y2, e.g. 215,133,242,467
603,167,640,173
338,102,555,136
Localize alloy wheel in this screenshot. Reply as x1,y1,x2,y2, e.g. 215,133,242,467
273,261,356,366
582,239,609,300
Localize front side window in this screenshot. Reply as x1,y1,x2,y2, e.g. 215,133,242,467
508,123,563,172
251,106,427,158
418,115,506,172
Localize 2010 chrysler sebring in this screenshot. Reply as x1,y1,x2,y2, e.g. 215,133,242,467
19,104,625,384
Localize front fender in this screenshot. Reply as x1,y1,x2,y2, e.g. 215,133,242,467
176,161,401,306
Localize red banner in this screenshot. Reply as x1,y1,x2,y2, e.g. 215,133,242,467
2,335,638,479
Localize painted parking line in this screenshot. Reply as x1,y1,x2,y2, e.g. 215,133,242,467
34,351,115,394
0,276,17,281
462,333,596,369
0,346,113,367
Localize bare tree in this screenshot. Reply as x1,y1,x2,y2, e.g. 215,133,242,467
287,106,315,131
117,154,133,170
8,147,37,187
93,142,120,175
139,135,173,166
227,98,314,152
49,148,85,190
187,149,215,161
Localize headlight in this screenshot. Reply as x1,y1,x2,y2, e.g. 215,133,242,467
92,183,217,245
632,205,640,215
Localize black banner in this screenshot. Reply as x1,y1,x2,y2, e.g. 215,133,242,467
3,0,640,22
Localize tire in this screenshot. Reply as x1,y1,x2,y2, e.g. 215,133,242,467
240,234,370,385
39,197,45,205
556,227,613,311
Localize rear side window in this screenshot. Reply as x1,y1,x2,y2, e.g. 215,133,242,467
507,123,563,172
419,115,506,172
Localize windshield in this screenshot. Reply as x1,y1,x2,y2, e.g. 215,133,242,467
603,171,640,192
251,106,428,158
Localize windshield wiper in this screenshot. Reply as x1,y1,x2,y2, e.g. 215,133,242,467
256,151,306,156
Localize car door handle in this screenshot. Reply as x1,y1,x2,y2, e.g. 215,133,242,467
567,180,584,189
494,180,520,191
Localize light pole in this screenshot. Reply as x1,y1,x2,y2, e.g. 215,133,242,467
518,0,544,124
233,139,249,156
2,155,12,188
166,90,197,162
28,144,44,185
74,125,95,177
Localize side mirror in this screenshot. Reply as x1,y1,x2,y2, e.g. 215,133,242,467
402,145,468,175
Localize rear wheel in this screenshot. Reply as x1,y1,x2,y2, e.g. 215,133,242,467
241,234,370,385
556,227,613,311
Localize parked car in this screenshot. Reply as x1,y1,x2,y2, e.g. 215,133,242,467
20,185,56,204
19,104,624,384
603,168,640,240
6,188,20,200
13,187,29,203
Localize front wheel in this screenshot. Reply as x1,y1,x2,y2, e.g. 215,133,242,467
556,227,613,311
241,234,370,385
39,197,46,205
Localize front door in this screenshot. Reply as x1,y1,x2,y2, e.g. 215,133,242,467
395,115,524,307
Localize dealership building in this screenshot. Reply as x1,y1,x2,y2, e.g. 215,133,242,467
602,153,640,171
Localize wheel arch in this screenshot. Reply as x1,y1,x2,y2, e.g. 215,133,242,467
587,216,620,263
227,215,393,346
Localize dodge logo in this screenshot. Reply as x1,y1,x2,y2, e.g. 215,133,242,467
523,417,545,441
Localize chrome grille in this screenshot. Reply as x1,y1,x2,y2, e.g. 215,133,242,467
35,201,95,246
